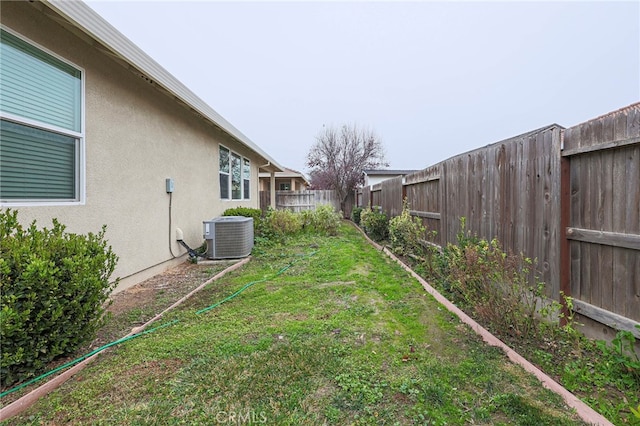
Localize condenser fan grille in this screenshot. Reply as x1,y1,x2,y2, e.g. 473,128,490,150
203,216,253,259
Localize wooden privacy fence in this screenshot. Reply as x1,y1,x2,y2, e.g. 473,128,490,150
259,190,341,213
356,103,639,334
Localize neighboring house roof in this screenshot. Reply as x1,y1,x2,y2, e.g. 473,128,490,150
259,168,310,186
363,169,420,176
43,0,283,173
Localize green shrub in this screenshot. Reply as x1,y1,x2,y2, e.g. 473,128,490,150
262,208,303,239
299,209,314,231
388,200,425,256
222,207,263,233
351,206,363,225
0,209,118,385
303,205,342,236
360,206,388,242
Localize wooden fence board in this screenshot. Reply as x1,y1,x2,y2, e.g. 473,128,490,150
612,111,627,318
600,116,615,314
404,164,443,245
626,133,640,319
381,176,403,218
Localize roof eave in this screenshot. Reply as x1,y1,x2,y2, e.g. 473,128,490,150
43,0,284,172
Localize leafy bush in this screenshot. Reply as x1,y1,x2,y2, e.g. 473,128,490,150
0,209,118,385
222,207,263,232
351,206,363,225
388,200,425,256
261,208,303,239
360,206,388,242
302,205,342,236
258,206,342,244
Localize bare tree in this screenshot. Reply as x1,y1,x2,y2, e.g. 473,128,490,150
307,169,334,190
307,124,388,215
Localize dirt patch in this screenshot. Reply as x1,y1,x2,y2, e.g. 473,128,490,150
94,260,237,346
106,261,225,316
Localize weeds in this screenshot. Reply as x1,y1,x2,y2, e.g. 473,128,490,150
609,328,640,380
426,218,564,341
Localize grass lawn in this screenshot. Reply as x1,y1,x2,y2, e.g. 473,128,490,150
2,223,585,425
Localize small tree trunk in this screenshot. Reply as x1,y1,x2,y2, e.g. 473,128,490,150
341,191,355,219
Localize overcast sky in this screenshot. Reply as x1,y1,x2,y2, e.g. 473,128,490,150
85,1,639,175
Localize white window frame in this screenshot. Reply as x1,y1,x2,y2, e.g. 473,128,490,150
242,158,250,200
219,145,230,200
219,144,251,201
0,26,85,206
231,151,242,200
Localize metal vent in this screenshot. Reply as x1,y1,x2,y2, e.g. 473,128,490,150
202,216,254,259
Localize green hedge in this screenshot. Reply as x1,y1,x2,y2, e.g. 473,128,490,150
388,201,425,256
300,205,342,236
360,206,389,242
351,206,363,225
0,210,118,385
222,207,263,232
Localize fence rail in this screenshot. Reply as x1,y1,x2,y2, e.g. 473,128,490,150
356,103,640,333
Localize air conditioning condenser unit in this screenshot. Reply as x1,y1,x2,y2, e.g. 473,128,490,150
203,216,254,259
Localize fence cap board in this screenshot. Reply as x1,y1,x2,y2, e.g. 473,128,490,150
563,102,640,153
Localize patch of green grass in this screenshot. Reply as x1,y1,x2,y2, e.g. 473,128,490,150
3,224,585,425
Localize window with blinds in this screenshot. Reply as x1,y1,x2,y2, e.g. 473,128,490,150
0,28,83,202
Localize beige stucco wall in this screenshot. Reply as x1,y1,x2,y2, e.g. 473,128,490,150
1,2,263,292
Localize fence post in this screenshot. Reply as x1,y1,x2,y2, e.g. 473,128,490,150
270,171,276,209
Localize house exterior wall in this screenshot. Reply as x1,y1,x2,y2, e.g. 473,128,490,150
1,2,262,292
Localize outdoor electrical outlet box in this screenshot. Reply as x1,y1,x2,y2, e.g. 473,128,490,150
166,178,174,193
